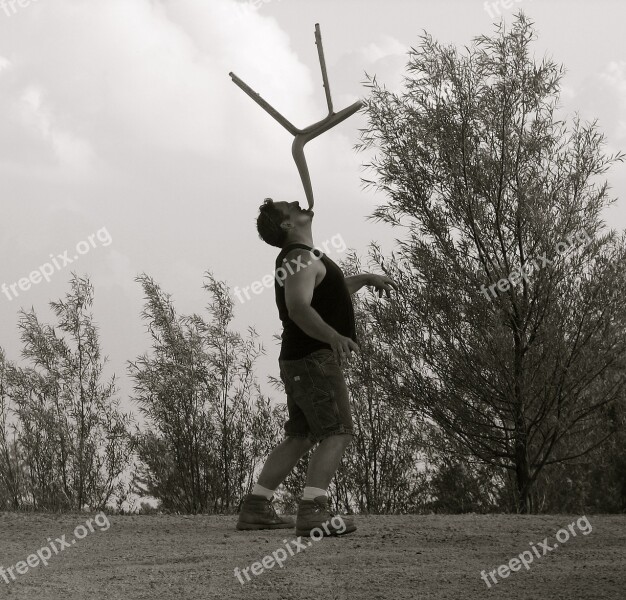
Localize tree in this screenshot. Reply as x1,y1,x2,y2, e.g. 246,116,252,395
357,13,626,512
131,272,283,513
0,350,22,510
331,253,430,514
1,275,134,510
532,386,626,513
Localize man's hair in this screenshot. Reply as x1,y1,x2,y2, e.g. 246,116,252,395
256,198,288,248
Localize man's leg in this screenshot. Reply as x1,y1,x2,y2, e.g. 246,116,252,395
302,433,352,496
296,432,357,536
298,433,352,502
236,367,314,531
283,349,357,536
255,436,315,494
236,437,312,531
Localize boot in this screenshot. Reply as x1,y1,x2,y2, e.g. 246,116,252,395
236,494,294,530
296,495,356,537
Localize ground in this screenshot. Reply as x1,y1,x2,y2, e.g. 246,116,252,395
0,512,624,599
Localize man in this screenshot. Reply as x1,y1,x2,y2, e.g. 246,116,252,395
236,198,398,536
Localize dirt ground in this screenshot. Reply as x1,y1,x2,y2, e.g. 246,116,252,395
0,512,624,599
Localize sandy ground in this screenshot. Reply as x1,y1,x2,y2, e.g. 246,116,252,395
0,512,624,599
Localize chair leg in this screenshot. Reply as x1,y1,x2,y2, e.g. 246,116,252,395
314,23,334,115
292,135,314,209
229,71,299,136
292,101,364,208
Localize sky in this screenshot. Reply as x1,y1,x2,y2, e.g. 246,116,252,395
1,0,625,411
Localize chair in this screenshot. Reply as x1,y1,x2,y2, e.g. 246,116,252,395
229,23,363,208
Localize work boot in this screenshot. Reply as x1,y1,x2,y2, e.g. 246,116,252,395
296,495,356,537
236,494,294,530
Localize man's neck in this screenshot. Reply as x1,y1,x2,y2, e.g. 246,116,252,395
284,233,314,247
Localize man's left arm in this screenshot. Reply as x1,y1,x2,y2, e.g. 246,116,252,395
344,273,399,297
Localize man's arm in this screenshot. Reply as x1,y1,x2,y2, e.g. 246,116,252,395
345,273,399,297
283,249,359,365
344,274,371,295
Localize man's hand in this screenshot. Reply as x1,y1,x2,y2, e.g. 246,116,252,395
368,274,399,298
329,333,360,366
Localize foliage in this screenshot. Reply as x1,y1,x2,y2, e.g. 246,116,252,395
130,272,284,514
0,275,134,511
356,13,626,512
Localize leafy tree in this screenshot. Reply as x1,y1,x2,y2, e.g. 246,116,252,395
356,13,626,512
533,388,626,513
131,273,283,513
0,350,22,510
333,254,430,514
0,275,134,510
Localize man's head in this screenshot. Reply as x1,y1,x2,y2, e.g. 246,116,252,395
256,198,314,248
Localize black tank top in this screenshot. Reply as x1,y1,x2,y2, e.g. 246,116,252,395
275,242,357,360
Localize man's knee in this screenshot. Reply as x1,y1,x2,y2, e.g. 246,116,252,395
339,433,354,447
287,436,315,451
301,437,316,451
321,432,353,447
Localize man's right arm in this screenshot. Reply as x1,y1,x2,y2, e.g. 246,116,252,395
283,249,359,365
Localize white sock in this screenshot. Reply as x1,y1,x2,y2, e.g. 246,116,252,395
302,486,327,501
252,483,275,499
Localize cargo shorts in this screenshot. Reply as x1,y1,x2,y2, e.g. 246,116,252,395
278,348,355,443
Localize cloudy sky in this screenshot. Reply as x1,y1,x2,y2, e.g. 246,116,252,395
1,0,625,408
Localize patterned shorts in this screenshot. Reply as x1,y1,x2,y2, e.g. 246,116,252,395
279,348,355,443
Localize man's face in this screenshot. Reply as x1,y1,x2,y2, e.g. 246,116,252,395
276,201,314,229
